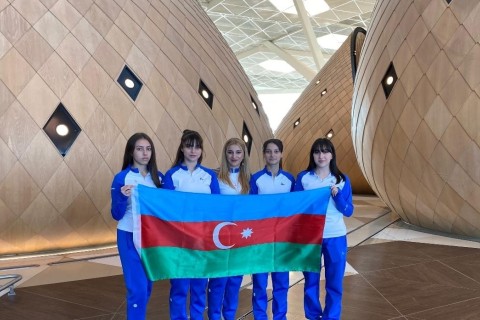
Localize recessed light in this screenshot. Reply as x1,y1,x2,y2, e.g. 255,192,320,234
43,103,81,157
321,89,327,96
117,66,143,101
202,90,209,99
198,80,214,109
56,124,69,136
251,96,260,115
326,129,334,139
293,118,300,128
124,79,135,88
381,62,398,98
315,80,320,85
242,122,252,155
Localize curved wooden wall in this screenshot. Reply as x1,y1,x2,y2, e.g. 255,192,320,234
352,1,480,236
276,29,372,194
0,0,272,255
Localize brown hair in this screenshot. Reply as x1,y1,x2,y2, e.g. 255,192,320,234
122,132,161,187
172,129,204,167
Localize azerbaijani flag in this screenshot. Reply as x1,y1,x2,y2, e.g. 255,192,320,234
132,185,330,281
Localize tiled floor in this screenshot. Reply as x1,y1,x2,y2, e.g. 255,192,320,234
1,196,479,319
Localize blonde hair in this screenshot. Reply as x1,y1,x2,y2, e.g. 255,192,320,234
218,138,250,194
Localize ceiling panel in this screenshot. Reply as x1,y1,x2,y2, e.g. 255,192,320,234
198,0,373,92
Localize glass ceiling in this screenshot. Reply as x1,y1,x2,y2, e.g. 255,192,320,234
198,0,375,94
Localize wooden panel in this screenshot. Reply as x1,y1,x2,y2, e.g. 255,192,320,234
0,101,39,158
352,0,480,236
17,74,59,127
64,132,103,188
0,0,272,255
19,131,63,188
50,0,82,30
34,12,69,48
71,18,103,54
56,33,91,75
0,48,35,95
0,162,41,215
15,28,53,71
42,162,83,212
38,52,77,99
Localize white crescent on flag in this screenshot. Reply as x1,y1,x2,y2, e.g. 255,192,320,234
212,222,237,249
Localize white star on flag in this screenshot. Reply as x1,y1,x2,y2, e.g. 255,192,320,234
241,228,253,239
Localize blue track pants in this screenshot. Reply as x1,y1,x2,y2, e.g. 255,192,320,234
117,229,152,320
207,275,243,320
252,272,289,320
304,236,347,320
170,278,208,319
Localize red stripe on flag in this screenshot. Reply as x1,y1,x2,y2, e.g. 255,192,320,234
141,214,325,251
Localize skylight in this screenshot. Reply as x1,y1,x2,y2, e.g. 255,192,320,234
269,0,330,16
317,34,348,50
259,59,295,73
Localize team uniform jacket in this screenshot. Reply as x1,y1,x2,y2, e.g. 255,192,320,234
110,166,163,320
249,166,295,320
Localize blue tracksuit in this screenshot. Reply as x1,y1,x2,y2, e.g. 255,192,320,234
294,171,354,320
111,166,163,320
163,164,220,320
250,167,295,320
208,168,244,320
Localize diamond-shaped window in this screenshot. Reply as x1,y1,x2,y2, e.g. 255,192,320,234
43,103,81,157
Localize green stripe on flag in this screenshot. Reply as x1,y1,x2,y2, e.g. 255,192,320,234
141,243,322,281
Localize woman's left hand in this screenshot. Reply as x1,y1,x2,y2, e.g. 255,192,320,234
331,185,339,197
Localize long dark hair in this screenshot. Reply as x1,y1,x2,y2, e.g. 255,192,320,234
263,138,284,169
122,132,161,187
306,138,345,184
172,129,204,167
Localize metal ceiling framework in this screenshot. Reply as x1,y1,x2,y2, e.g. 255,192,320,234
198,0,375,93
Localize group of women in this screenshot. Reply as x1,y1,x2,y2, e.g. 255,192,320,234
111,130,354,320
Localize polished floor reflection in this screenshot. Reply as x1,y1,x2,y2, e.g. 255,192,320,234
1,196,479,319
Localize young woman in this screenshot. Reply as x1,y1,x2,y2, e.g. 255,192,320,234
110,132,163,320
163,129,220,320
207,138,251,320
294,138,354,320
250,138,295,320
